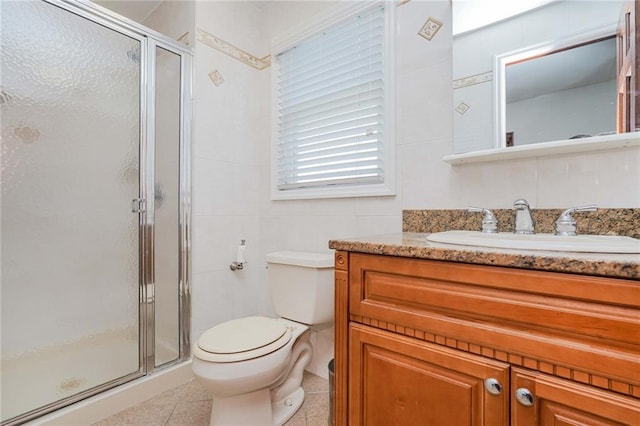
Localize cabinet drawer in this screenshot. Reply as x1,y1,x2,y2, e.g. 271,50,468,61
348,253,640,386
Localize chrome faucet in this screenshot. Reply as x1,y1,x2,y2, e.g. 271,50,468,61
555,204,598,236
513,199,534,234
467,207,498,233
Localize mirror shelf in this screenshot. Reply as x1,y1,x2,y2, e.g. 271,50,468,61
443,132,640,165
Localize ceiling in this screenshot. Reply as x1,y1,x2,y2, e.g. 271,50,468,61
93,0,271,23
452,0,556,35
92,0,163,23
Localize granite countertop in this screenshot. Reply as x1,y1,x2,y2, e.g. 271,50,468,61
328,232,640,280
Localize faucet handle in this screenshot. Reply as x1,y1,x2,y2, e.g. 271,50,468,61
467,207,498,233
555,204,598,236
513,199,530,209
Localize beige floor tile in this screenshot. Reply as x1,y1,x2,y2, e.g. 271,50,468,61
283,407,307,426
301,372,329,394
301,392,329,420
92,385,186,426
97,371,329,426
166,399,212,426
92,403,174,426
180,379,213,403
153,383,190,405
306,414,329,426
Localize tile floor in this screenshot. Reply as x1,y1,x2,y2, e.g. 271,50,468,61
93,372,330,426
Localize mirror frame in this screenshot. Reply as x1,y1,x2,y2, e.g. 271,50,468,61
493,24,617,148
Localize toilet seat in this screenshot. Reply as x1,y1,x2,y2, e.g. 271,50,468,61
195,316,292,363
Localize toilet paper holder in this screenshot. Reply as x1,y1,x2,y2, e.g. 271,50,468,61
230,240,246,271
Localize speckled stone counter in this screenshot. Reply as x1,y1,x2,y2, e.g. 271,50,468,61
328,232,640,280
403,208,640,238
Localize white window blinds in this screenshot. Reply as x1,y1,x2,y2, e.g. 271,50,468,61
274,5,387,192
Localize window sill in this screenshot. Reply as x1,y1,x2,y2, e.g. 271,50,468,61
270,183,395,201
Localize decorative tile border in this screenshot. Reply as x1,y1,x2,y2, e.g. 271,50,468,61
455,102,470,115
418,17,443,41
197,28,270,70
208,70,224,87
259,55,271,68
177,31,190,46
453,71,493,89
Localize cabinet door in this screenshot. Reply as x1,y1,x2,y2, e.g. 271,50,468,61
349,323,509,426
511,367,640,426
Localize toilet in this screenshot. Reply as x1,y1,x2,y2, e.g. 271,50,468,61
191,251,334,426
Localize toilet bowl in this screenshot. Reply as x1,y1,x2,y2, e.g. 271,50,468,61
192,251,334,426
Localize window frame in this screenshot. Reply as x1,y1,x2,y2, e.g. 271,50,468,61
270,1,395,201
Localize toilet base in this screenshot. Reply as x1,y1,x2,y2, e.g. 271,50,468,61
210,388,272,425
272,386,304,426
209,386,305,426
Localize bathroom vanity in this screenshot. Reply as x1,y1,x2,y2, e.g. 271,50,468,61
329,233,640,425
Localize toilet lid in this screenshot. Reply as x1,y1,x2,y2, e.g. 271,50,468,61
196,316,291,362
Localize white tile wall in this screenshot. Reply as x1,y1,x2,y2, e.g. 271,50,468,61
142,0,194,42
306,325,335,380
452,82,494,152
397,61,453,145
396,1,451,73
190,0,270,341
536,148,640,208
149,0,639,378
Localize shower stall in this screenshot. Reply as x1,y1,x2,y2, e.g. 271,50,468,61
0,1,191,424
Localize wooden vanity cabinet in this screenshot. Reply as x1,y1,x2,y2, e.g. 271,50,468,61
511,368,640,425
349,323,509,425
333,251,640,426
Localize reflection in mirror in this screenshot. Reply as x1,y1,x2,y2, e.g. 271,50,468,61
498,33,617,147
452,0,639,155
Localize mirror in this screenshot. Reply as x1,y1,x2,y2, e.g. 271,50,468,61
452,0,639,155
496,31,617,147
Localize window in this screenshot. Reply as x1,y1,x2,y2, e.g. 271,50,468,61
271,3,394,200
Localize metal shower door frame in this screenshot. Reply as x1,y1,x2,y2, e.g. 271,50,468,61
2,1,192,424
54,0,194,396
143,36,193,373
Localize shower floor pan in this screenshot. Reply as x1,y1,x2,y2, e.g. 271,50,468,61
1,329,138,422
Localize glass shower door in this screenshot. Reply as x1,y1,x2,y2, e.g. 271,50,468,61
153,46,182,367
1,0,143,422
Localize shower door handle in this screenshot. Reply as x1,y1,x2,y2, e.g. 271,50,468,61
131,198,146,213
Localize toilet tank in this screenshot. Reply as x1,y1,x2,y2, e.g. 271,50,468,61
266,251,334,325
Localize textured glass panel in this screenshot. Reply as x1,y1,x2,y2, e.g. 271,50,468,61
154,47,181,366
0,1,140,421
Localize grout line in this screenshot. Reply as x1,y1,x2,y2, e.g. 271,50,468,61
163,382,191,426
162,399,180,426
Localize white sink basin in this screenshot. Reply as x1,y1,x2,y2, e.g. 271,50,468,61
426,230,640,254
